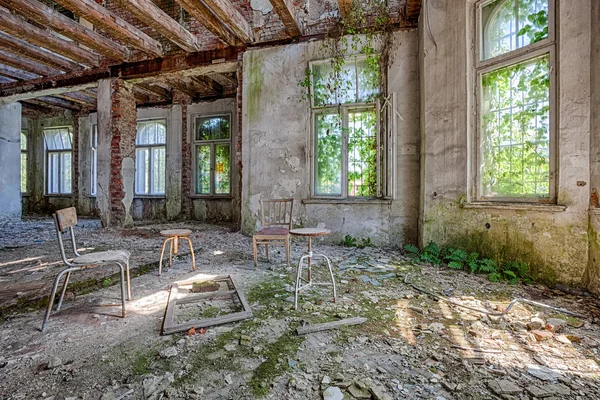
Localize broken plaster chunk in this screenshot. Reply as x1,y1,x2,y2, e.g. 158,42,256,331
527,317,545,331
545,318,567,333
322,386,344,400
159,346,178,358
347,384,371,399
47,357,63,369
487,379,522,395
531,330,553,342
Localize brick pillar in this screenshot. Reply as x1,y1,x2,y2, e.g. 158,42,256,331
174,92,192,219
97,78,137,227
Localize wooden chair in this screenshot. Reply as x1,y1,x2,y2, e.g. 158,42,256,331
41,207,132,332
253,199,294,269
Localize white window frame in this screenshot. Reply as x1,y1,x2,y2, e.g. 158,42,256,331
135,118,167,196
474,0,556,203
90,124,97,196
20,130,28,194
308,56,387,200
192,113,233,197
44,126,73,196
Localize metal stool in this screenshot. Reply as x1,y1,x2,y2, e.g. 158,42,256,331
290,228,336,310
158,229,196,276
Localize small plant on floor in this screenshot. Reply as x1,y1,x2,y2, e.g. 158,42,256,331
102,278,112,288
357,237,373,249
341,234,358,247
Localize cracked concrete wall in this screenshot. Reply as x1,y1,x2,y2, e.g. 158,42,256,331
241,30,420,246
0,103,22,222
420,0,594,288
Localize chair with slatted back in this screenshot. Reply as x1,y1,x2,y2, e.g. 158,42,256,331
41,207,132,332
253,199,294,269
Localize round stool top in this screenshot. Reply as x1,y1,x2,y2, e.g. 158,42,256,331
289,228,331,237
160,229,192,237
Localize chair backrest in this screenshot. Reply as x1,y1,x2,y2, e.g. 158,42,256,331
260,199,294,230
53,207,80,264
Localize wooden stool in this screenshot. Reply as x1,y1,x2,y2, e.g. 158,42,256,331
159,229,196,276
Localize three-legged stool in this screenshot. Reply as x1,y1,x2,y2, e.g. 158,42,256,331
289,228,336,310
159,229,196,276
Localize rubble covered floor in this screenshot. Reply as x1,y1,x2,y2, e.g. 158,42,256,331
1,219,600,399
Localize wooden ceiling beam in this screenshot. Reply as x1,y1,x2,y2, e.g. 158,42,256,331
56,91,96,106
36,96,82,111
20,100,52,113
0,49,63,77
53,0,163,57
269,0,301,37
208,72,237,87
0,0,131,62
200,0,254,43
0,31,83,71
0,62,39,80
113,0,200,52
132,86,151,104
136,83,172,100
191,75,223,95
173,0,240,46
161,77,198,98
0,8,100,66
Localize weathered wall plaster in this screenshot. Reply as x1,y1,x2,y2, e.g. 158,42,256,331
0,102,22,222
241,30,420,246
419,0,593,287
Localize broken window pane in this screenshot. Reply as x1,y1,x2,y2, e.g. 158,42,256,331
215,144,230,195
481,55,550,198
482,0,548,60
348,109,377,197
315,113,342,196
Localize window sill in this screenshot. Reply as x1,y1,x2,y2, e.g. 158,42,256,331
303,198,392,205
463,202,567,212
45,194,73,198
134,195,166,200
190,195,232,200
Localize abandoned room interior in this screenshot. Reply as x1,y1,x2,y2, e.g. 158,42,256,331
1,0,600,398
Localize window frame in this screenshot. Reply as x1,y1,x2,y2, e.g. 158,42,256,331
20,129,28,194
307,55,385,200
135,118,167,197
474,0,556,203
44,126,73,196
90,124,97,197
192,113,233,198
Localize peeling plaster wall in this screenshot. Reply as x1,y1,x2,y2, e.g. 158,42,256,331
241,30,420,246
187,98,240,223
420,0,594,288
0,103,22,222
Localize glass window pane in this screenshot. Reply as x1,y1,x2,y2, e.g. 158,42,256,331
20,131,27,150
61,130,72,150
482,0,549,60
91,148,97,196
135,148,149,194
21,153,27,193
61,152,72,194
214,144,230,195
151,147,166,195
312,61,338,106
137,120,166,145
481,55,550,198
196,116,230,141
196,145,211,194
48,152,59,194
348,109,377,197
315,113,342,195
357,58,380,102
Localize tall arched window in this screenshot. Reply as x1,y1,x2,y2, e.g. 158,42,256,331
135,119,166,195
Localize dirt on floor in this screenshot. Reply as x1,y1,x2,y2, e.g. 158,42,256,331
1,218,600,400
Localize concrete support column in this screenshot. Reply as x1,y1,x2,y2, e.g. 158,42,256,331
0,102,22,222
97,78,136,227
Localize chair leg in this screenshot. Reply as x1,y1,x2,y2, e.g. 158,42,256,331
285,237,290,268
324,255,337,303
42,268,72,332
253,237,258,270
126,259,132,301
56,271,71,311
169,239,174,267
117,262,126,318
158,238,170,276
265,244,269,260
183,237,196,271
294,257,303,311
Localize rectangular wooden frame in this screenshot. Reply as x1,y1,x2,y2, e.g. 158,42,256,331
161,275,252,335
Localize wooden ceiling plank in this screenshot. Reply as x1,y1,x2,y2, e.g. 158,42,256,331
162,77,198,98
208,73,237,87
0,8,100,66
173,0,239,46
20,100,52,113
269,0,301,37
0,49,63,77
199,0,254,43
0,31,83,71
136,83,172,100
0,62,39,80
56,91,96,106
53,0,163,57
0,0,131,62
113,0,199,52
191,75,223,95
36,95,82,111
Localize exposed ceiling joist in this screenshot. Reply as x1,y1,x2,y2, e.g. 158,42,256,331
56,91,96,106
53,0,163,57
136,83,172,100
191,75,223,95
269,0,301,37
173,0,240,46
36,96,82,111
113,0,200,52
0,62,39,80
208,73,237,87
0,0,131,62
162,77,199,98
200,0,254,43
0,75,15,84
20,100,52,113
0,49,63,77
0,31,83,71
0,7,100,66
131,86,151,103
